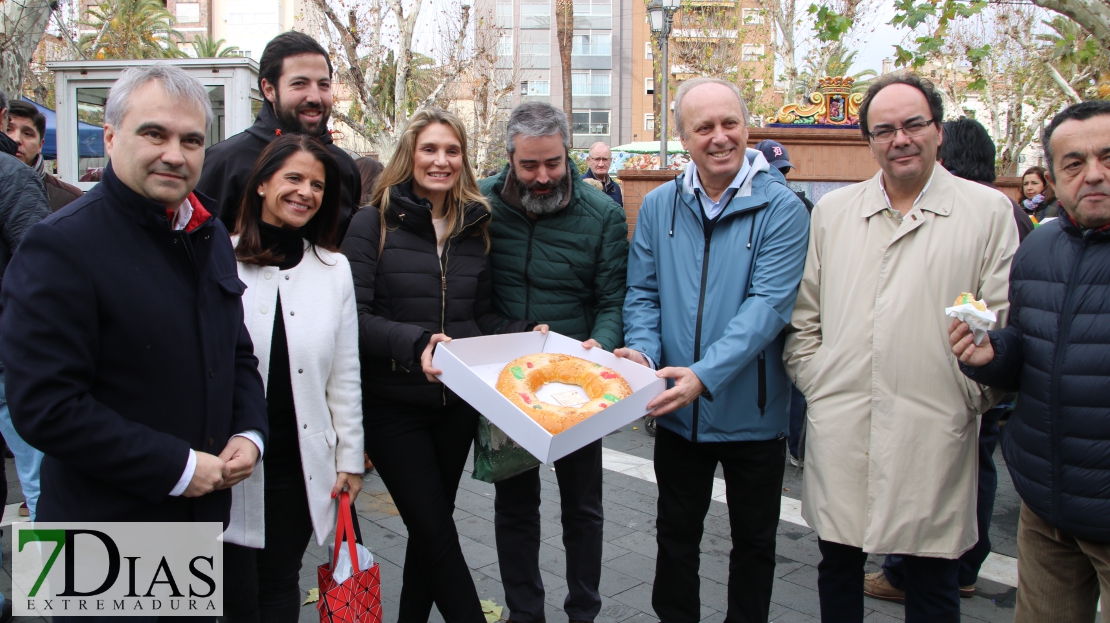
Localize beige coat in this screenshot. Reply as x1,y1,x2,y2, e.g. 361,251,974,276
784,165,1018,557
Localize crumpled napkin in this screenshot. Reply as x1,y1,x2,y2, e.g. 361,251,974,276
331,540,374,585
944,301,997,345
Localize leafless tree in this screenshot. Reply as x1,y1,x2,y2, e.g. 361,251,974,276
1,0,54,97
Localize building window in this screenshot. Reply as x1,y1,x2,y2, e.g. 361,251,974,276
741,8,764,25
496,2,513,28
645,78,654,95
572,110,611,135
521,80,551,96
175,2,200,22
573,0,612,17
520,0,550,28
645,42,653,59
644,113,655,131
573,0,612,28
572,32,611,56
572,71,611,96
520,42,551,58
752,79,764,92
497,35,513,57
741,44,765,62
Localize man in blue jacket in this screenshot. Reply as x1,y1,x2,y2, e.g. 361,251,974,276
951,99,1110,623
0,64,268,560
620,77,809,622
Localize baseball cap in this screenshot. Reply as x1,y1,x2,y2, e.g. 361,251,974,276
755,139,794,171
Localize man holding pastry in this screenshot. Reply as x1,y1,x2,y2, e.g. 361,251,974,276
621,77,809,622
783,72,1019,622
952,99,1110,623
480,101,628,623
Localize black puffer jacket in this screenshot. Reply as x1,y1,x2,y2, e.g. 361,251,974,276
963,215,1110,542
341,183,531,407
196,102,361,241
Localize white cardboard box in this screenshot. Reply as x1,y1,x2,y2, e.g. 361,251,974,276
433,331,666,463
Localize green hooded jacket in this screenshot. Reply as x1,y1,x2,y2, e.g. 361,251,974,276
480,162,629,351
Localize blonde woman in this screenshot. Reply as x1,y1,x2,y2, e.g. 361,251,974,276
341,109,542,623
222,134,364,622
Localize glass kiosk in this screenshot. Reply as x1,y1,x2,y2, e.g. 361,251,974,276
47,58,262,190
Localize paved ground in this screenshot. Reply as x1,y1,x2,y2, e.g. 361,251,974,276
0,418,1023,622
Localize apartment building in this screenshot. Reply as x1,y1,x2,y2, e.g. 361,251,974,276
630,0,776,142
490,0,635,148
211,0,304,60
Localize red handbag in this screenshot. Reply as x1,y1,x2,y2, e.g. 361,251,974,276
317,492,383,623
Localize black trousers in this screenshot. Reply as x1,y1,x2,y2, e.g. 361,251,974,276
494,440,604,622
652,426,786,623
817,539,960,623
364,399,484,623
221,469,315,623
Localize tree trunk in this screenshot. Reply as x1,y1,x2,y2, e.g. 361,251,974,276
770,0,798,103
390,0,424,136
0,0,53,98
555,0,574,120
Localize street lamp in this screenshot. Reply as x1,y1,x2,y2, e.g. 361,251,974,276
648,0,680,169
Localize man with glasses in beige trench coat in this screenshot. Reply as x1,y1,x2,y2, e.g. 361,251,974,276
783,72,1020,623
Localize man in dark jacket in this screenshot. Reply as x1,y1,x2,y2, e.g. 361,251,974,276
0,65,268,551
951,100,1110,623
480,101,628,623
6,100,82,211
0,88,51,623
196,31,360,241
581,141,623,207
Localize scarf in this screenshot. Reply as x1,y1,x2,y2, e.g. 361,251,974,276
31,153,47,180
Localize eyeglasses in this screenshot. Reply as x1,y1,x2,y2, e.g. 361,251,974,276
868,119,935,143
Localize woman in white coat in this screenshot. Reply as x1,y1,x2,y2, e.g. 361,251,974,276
222,134,364,622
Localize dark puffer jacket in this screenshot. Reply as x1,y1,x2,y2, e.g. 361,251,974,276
0,132,50,293
341,183,531,407
196,101,361,241
963,215,1110,542
480,163,628,351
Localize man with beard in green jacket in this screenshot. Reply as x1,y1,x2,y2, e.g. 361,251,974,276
479,101,628,623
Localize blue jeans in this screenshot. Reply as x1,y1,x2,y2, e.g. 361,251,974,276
788,384,806,460
882,405,1004,588
0,370,43,519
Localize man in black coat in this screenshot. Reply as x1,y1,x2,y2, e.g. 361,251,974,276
196,31,361,241
950,100,1110,623
0,64,268,538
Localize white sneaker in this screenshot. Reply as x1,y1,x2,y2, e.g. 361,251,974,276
789,454,803,468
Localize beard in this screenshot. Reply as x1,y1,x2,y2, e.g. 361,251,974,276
273,91,330,136
514,172,567,215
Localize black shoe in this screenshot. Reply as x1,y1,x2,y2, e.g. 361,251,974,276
644,416,657,437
